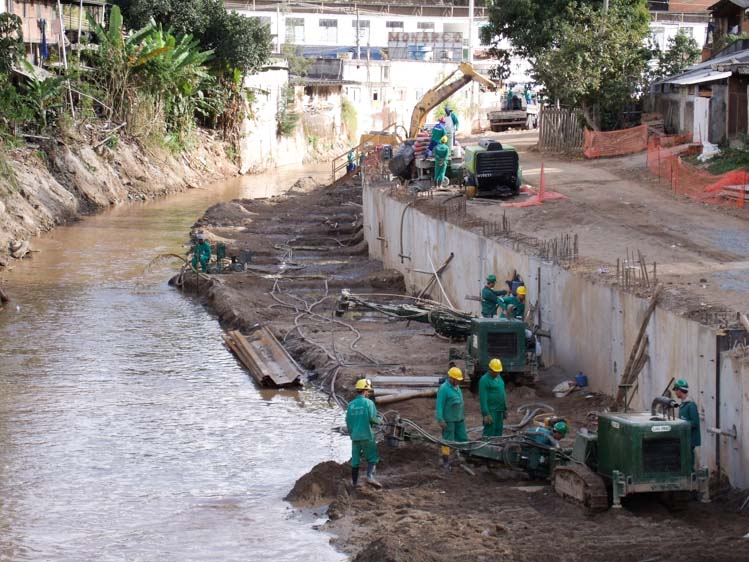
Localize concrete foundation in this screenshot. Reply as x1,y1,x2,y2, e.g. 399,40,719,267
362,182,749,488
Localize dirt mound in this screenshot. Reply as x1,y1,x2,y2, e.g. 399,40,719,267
361,269,406,292
353,537,434,562
285,460,348,505
287,176,321,194
199,201,254,226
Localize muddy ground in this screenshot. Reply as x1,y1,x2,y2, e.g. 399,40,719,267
180,174,749,562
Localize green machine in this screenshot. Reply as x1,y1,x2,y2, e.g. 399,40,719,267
452,317,538,388
463,139,523,197
559,408,710,508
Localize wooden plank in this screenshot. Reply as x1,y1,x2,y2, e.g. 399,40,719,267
225,329,302,388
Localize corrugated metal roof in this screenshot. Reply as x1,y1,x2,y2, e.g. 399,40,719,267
667,69,733,84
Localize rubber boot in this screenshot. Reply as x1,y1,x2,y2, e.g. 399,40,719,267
351,466,359,488
366,464,382,489
441,455,451,472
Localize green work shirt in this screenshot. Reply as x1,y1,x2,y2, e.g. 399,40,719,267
525,426,557,447
450,112,459,131
430,124,446,144
434,142,450,165
436,381,464,423
678,399,701,448
499,295,525,320
346,394,379,441
195,240,211,261
478,372,506,416
481,286,504,317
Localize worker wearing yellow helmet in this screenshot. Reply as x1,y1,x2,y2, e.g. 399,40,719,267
346,378,382,488
499,285,526,320
436,366,467,470
433,135,451,188
479,358,507,437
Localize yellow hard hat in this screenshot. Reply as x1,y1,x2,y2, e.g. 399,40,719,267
488,358,503,373
440,135,448,144
516,286,527,296
447,367,463,381
355,378,372,391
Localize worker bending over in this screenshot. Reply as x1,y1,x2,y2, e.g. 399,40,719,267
673,379,701,469
427,117,447,156
479,358,506,437
191,232,212,273
525,421,568,448
436,366,467,471
433,136,450,187
481,274,508,318
499,285,526,320
346,378,382,488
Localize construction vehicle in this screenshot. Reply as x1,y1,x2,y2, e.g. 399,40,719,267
384,396,709,511
463,139,523,197
389,63,498,181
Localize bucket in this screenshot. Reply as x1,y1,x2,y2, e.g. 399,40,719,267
575,372,588,388
465,185,476,199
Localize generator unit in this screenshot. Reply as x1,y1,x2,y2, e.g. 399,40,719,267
457,317,537,388
463,139,522,197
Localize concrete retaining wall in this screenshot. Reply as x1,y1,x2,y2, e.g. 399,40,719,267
363,183,749,488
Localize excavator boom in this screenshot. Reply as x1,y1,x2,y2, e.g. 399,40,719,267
408,62,497,138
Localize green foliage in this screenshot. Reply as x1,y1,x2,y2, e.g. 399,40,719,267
114,0,271,75
341,97,357,143
277,85,299,138
0,141,18,193
651,31,701,80
689,148,749,175
282,43,311,80
19,62,65,130
482,0,651,130
0,13,23,75
712,32,749,55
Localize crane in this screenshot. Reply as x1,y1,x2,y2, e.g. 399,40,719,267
408,62,498,138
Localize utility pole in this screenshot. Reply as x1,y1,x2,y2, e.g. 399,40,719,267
468,0,474,63
603,0,609,12
356,5,360,68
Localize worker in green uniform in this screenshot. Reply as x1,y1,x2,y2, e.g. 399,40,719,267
525,421,568,448
427,117,447,155
444,106,459,146
499,285,527,320
191,232,211,273
346,378,382,488
436,366,467,470
481,274,508,318
433,136,450,187
479,358,507,437
673,379,701,469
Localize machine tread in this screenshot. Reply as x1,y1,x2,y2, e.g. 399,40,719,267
552,463,609,512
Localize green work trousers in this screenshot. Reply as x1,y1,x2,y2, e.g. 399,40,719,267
351,439,379,468
482,411,505,438
442,420,468,443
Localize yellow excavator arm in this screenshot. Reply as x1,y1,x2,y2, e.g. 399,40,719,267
408,62,498,139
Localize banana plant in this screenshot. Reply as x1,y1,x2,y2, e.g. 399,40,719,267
19,61,65,130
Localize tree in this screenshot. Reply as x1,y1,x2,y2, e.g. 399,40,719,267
652,31,701,80
481,0,652,130
0,13,24,75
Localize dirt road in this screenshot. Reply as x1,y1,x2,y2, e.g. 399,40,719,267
180,175,749,562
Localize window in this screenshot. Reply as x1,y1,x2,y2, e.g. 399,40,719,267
386,21,404,30
373,90,379,101
383,66,390,80
352,19,370,42
286,18,305,43
651,27,665,50
679,26,694,38
319,18,338,43
258,16,272,29
417,22,435,31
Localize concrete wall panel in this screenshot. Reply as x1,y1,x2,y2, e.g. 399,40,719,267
362,184,749,481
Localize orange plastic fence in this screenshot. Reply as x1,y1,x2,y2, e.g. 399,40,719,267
583,124,648,159
502,163,567,208
646,137,746,208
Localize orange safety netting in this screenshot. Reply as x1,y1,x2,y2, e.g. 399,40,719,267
646,137,746,208
583,124,648,159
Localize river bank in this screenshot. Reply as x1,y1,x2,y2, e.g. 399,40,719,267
176,175,749,562
0,129,238,269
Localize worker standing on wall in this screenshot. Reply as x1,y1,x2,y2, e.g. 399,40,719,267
479,358,507,437
427,117,447,156
436,367,467,471
346,378,382,488
191,232,212,273
481,274,507,318
673,379,701,469
433,136,451,188
499,285,527,321
444,106,459,146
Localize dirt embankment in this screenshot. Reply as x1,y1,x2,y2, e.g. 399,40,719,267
0,129,237,268
176,177,749,562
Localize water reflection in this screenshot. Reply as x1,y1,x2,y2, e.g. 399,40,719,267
0,165,349,562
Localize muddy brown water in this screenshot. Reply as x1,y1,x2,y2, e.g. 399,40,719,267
0,166,349,562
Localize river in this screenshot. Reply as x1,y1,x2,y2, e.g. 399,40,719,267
0,166,349,562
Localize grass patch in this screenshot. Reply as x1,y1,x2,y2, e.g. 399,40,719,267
0,142,18,193
341,97,357,143
701,148,749,175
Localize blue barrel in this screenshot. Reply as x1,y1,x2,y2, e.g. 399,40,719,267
575,372,588,387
